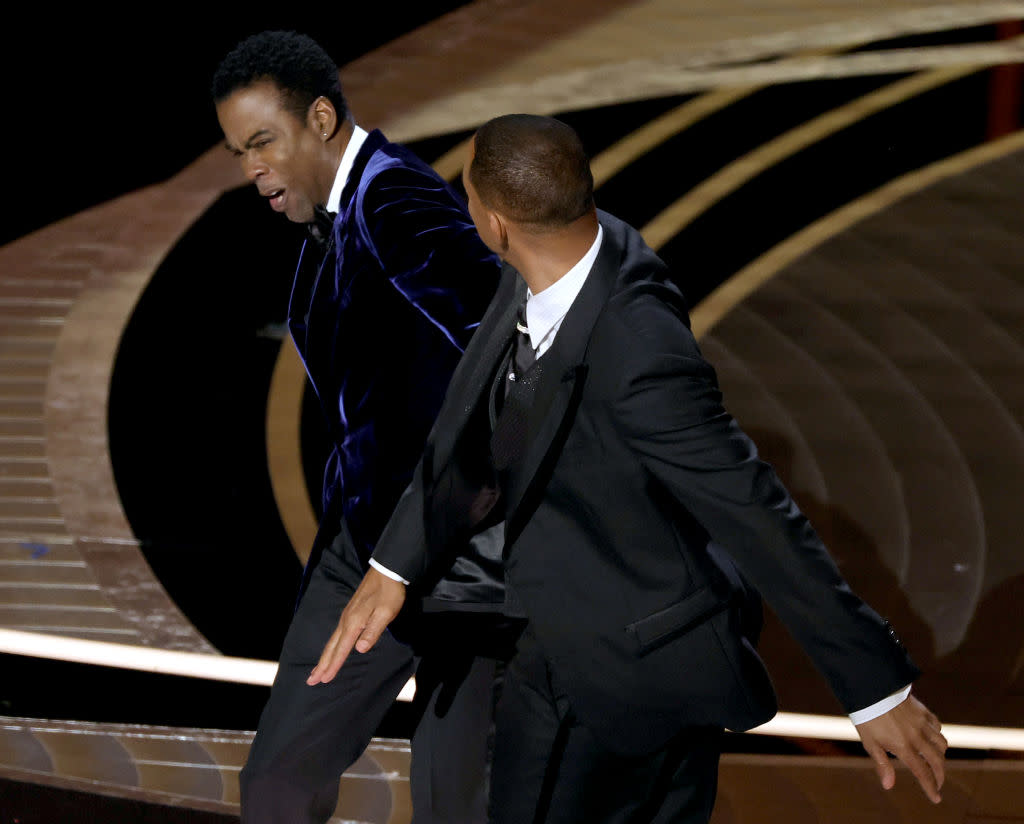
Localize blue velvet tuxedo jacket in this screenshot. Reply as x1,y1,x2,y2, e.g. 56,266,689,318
372,211,920,755
288,129,503,606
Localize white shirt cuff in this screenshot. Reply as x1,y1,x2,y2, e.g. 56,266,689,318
368,558,410,585
849,684,912,725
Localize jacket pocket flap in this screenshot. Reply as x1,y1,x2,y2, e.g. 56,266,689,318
626,587,725,652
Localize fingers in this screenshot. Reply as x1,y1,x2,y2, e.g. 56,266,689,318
864,742,896,791
353,607,391,653
306,568,407,685
899,746,943,804
855,695,947,803
896,700,946,803
306,620,361,685
867,739,944,803
914,727,948,802
306,602,391,684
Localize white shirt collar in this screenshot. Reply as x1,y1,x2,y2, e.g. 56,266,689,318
325,124,369,213
524,224,603,354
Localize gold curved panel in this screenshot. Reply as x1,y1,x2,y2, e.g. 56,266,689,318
265,340,317,565
690,129,1024,339
639,63,988,250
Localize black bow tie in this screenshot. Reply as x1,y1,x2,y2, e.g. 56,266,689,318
307,204,337,250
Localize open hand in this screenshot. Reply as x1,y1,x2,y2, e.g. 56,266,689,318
306,567,407,685
855,694,947,803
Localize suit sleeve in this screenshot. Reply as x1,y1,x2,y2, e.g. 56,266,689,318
355,164,500,352
600,288,920,713
369,467,431,586
369,265,522,589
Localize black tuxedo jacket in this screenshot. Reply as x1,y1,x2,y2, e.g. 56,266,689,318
373,210,920,756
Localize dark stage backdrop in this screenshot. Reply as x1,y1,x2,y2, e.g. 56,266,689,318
4,8,469,248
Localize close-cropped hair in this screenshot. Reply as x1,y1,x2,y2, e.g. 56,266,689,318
211,30,348,124
470,114,594,228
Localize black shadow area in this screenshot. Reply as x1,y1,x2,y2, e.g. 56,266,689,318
108,185,311,661
3,6,470,248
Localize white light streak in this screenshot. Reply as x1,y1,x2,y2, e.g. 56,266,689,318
3,628,1023,750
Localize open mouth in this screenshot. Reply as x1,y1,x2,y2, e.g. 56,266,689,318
265,189,286,211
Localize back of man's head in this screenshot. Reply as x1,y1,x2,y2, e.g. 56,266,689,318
470,114,594,230
211,30,348,124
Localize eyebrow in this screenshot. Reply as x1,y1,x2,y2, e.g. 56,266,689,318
224,129,274,153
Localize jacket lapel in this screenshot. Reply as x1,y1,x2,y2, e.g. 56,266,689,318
430,264,525,469
504,218,622,542
287,132,389,375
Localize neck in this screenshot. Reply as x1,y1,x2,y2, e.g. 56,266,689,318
508,211,600,294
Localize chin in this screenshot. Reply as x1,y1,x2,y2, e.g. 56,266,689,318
280,198,310,224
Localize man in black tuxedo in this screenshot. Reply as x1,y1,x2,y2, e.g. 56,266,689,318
309,114,948,822
213,31,516,824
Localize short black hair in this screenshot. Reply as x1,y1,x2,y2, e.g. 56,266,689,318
211,30,348,123
469,114,594,228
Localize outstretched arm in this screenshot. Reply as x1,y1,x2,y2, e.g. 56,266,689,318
599,288,945,801
306,438,438,684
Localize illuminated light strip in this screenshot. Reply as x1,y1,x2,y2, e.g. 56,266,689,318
3,628,1022,750
0,627,277,684
1,605,117,612
747,712,1024,752
0,628,416,702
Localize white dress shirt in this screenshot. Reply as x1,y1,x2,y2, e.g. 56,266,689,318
325,124,369,214
522,224,603,357
370,222,909,724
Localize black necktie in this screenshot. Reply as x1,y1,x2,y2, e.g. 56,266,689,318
307,204,337,251
491,301,539,470
510,303,536,387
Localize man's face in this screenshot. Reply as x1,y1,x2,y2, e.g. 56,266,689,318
216,81,329,224
462,140,502,255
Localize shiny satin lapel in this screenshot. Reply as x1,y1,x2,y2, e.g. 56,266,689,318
431,265,525,467
504,222,621,544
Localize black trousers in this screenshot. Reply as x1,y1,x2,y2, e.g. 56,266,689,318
489,630,723,824
239,526,504,824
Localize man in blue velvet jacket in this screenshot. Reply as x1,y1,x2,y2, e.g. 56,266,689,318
213,31,512,824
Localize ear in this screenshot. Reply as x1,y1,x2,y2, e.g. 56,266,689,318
489,211,510,253
309,96,338,140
